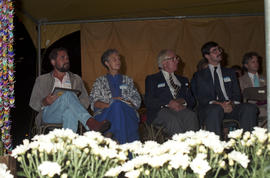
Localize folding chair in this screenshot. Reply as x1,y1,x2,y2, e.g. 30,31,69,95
33,111,84,135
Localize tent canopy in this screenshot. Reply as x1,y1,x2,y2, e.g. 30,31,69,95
16,0,264,48
17,0,264,23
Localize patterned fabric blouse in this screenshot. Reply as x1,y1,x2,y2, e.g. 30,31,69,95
89,75,141,114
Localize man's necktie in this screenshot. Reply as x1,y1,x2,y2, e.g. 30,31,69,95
169,73,180,98
253,75,260,87
214,67,225,101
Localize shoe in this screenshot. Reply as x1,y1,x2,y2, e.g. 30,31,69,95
86,118,111,133
103,132,113,138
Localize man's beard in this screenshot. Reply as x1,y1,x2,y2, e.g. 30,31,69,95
56,63,70,72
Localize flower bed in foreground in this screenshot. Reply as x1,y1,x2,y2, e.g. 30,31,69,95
12,127,270,178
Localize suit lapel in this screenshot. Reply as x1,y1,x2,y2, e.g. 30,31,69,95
158,71,174,99
243,73,253,88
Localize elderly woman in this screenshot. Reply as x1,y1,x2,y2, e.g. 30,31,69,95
89,49,141,144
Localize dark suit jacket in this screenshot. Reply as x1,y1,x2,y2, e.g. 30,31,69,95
191,67,241,107
145,71,196,124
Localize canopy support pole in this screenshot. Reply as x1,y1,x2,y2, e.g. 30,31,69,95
37,22,41,76
264,0,270,131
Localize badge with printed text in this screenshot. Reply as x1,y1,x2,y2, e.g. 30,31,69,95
120,84,128,90
157,83,166,88
223,76,231,82
260,78,265,82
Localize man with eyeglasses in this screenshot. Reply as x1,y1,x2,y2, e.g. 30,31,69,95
145,49,199,136
191,41,257,138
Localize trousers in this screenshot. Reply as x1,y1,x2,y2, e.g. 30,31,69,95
43,91,91,132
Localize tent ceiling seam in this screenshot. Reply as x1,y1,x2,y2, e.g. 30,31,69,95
39,13,264,26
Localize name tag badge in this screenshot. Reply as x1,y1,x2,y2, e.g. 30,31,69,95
157,83,166,88
223,76,231,83
120,84,128,90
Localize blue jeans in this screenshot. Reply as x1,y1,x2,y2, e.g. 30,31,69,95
43,91,91,132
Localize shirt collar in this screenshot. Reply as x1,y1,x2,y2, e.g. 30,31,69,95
208,63,221,71
161,70,175,77
248,72,258,79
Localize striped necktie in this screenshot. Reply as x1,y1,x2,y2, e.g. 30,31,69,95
169,73,180,98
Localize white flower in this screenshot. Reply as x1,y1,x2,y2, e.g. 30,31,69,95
252,127,268,143
105,167,122,177
243,131,250,141
60,173,68,178
148,154,171,168
83,131,104,143
228,129,243,139
125,170,141,178
11,139,30,158
190,155,211,177
0,163,13,178
228,150,250,168
162,140,190,155
122,141,142,153
38,161,61,177
169,153,190,170
48,128,77,140
72,136,89,148
38,142,55,153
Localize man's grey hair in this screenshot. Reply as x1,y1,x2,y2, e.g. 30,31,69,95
157,49,170,69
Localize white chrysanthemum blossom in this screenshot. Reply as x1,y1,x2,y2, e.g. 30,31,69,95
100,147,119,160
72,136,90,149
0,163,13,178
48,128,77,140
228,129,243,139
148,154,171,168
107,139,120,150
252,127,268,143
54,142,66,152
131,155,149,168
190,155,211,177
172,130,196,142
256,149,262,156
225,139,236,148
228,150,250,168
243,131,251,141
38,142,55,153
169,153,190,170
29,141,40,150
203,139,226,154
105,166,122,177
121,160,136,172
219,160,226,169
162,140,190,155
125,169,141,178
83,131,105,143
185,138,198,147
38,161,61,177
246,139,253,147
60,173,68,178
11,139,30,158
116,151,128,161
137,141,160,155
122,141,142,153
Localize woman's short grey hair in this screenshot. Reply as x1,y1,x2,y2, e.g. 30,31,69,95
101,49,118,68
157,49,170,69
